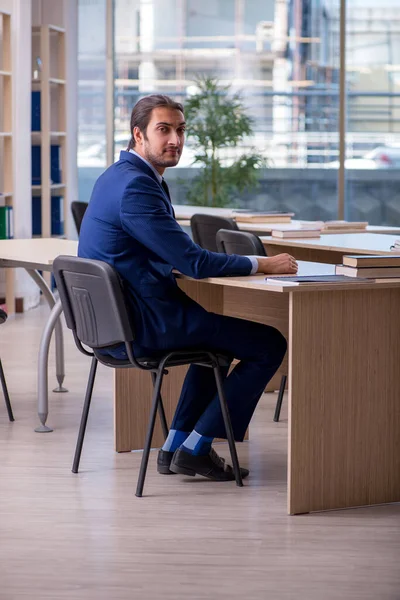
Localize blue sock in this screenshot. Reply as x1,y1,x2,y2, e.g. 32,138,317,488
181,430,214,456
162,429,189,453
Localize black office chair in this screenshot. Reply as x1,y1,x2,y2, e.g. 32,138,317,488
216,228,266,256
53,255,243,497
71,201,88,235
190,214,239,252
0,309,14,422
215,229,287,422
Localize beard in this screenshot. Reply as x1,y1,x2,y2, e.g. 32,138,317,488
143,143,181,169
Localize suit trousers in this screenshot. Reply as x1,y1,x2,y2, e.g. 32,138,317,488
171,314,287,440
100,313,287,441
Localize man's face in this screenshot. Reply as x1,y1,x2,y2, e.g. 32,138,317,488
134,107,186,173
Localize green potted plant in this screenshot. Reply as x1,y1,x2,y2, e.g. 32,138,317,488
184,76,265,208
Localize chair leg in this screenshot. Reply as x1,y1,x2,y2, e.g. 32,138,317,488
213,364,243,488
273,375,287,423
151,371,169,440
0,359,14,422
136,367,165,497
72,356,98,474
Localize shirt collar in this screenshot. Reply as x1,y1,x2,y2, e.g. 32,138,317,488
129,149,163,184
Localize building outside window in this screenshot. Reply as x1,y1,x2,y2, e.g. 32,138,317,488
78,0,400,224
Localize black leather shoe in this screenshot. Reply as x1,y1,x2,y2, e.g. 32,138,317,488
157,449,176,474
169,447,249,481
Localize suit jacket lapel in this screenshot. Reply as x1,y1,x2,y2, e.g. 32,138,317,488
119,151,174,217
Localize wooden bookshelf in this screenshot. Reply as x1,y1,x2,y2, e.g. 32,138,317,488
0,9,15,313
31,25,67,242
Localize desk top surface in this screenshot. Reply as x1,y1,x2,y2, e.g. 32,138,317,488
3,238,400,292
235,222,400,235
0,238,78,268
177,260,400,293
173,205,400,235
260,233,398,255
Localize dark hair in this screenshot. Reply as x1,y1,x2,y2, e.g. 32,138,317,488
127,94,184,150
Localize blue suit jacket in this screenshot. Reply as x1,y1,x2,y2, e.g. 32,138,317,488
78,151,252,350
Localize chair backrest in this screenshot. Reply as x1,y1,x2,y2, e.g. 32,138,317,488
216,229,267,256
71,201,88,235
53,256,134,350
190,213,239,252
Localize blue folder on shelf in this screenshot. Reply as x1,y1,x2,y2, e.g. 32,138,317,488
31,91,41,131
32,196,64,236
31,145,61,185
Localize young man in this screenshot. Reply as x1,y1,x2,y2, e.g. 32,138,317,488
78,94,298,482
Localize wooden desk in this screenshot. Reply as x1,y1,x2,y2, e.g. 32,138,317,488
115,262,400,514
0,238,78,432
0,238,78,269
173,205,400,235
235,222,400,236
261,233,398,264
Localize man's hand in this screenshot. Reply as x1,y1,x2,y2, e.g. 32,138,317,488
255,254,298,275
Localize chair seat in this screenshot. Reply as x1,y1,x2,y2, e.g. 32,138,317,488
94,349,232,370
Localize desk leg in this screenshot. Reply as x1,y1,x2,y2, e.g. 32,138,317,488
5,269,15,315
35,300,63,433
26,269,68,393
288,288,400,514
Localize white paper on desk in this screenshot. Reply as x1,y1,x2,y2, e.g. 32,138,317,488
265,278,299,286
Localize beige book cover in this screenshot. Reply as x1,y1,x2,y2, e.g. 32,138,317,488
336,264,400,278
343,254,400,268
233,213,294,223
323,220,368,230
271,229,321,239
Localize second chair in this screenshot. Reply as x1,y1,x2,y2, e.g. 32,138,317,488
71,201,88,236
190,213,238,252
216,229,287,422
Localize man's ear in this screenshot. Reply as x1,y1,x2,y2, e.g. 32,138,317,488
133,126,143,146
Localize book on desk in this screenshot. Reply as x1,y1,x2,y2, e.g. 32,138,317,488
323,220,368,231
265,274,376,285
232,211,294,224
271,229,321,239
336,264,400,278
343,254,400,268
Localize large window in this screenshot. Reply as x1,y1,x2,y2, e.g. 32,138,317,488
78,0,400,224
77,0,107,205
114,0,341,217
345,0,400,225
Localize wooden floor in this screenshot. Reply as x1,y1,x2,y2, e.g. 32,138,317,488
0,302,399,600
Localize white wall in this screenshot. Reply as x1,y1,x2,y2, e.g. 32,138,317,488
0,0,12,13
63,0,78,240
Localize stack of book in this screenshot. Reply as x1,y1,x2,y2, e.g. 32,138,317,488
232,211,294,224
271,229,321,239
322,220,368,232
335,255,400,278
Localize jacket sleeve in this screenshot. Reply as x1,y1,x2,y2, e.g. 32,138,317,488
120,175,253,279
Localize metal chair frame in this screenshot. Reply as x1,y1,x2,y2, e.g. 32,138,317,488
53,256,243,497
